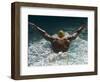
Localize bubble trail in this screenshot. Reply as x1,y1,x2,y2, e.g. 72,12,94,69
28,32,88,66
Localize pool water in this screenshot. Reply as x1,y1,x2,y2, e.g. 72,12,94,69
28,15,88,66
28,33,88,66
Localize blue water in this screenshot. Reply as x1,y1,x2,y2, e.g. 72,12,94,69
28,15,88,66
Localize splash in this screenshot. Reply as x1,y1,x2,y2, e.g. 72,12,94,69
28,32,88,66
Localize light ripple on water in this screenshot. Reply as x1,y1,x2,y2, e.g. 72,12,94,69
28,32,88,66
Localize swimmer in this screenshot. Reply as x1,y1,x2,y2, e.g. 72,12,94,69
29,22,86,53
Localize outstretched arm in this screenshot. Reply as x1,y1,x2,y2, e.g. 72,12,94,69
29,22,54,42
68,24,86,41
